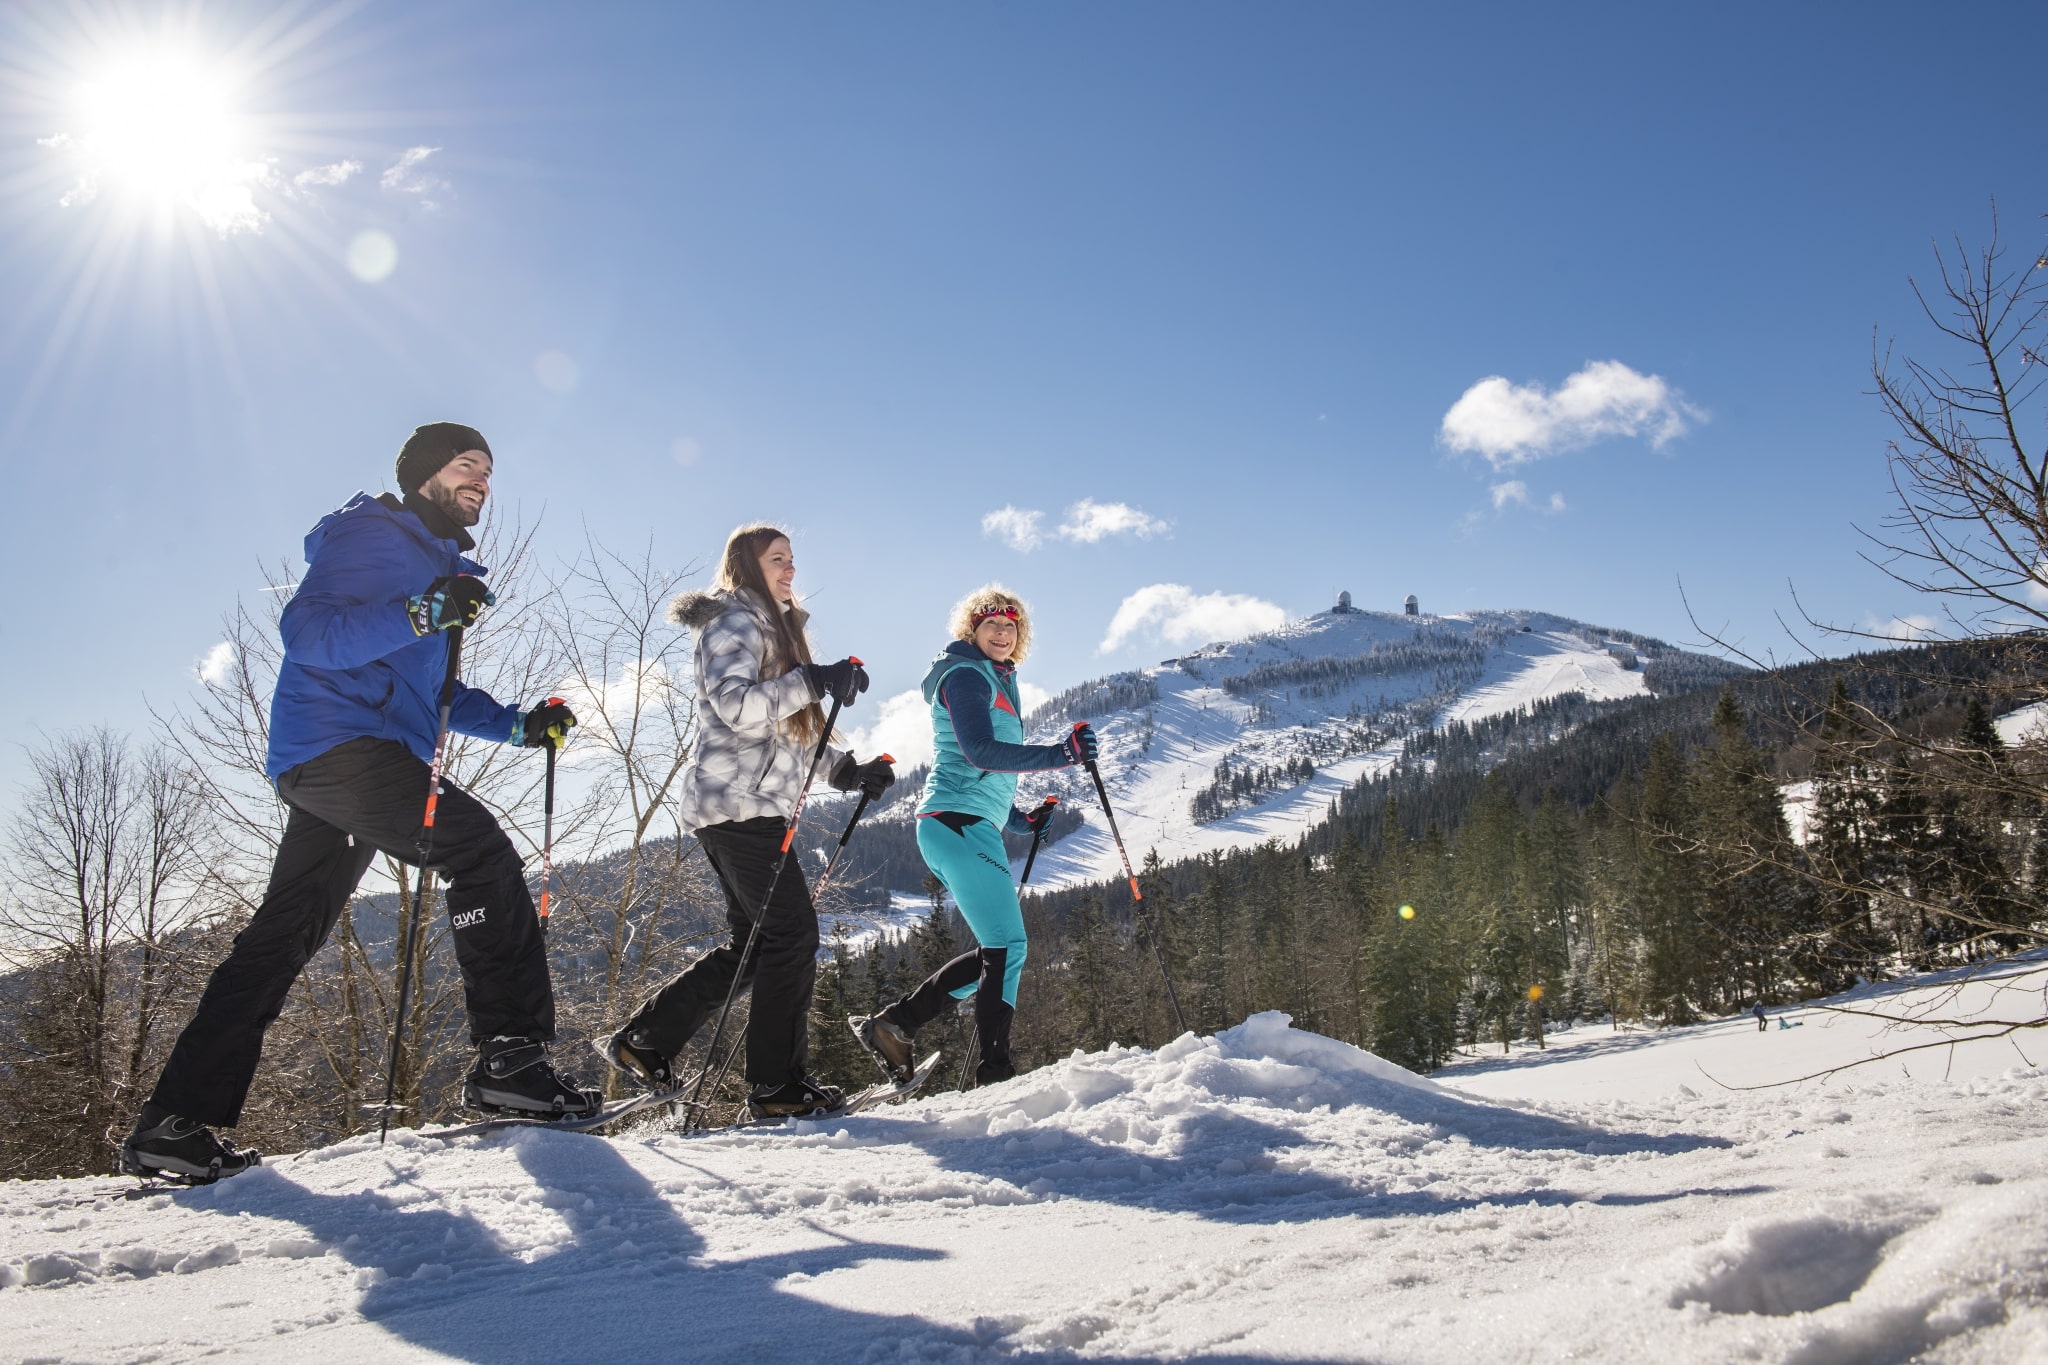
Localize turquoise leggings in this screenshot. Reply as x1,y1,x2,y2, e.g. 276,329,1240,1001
916,814,1028,1006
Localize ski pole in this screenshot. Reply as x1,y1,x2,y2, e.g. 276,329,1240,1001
379,623,464,1144
1082,746,1188,1034
1018,796,1059,887
680,682,852,1130
810,752,892,900
955,1004,978,1093
537,695,566,934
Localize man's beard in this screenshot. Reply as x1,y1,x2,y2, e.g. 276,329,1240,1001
426,480,484,528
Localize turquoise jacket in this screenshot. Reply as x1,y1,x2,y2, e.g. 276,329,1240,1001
917,641,1069,828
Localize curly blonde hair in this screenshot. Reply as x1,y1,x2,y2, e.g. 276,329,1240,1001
948,584,1032,664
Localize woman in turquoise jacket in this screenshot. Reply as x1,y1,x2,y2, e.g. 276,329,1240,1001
852,586,1095,1086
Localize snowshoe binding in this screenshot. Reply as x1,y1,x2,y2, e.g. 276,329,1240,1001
746,1076,844,1121
464,1037,602,1117
596,1024,674,1089
849,1013,916,1084
119,1106,263,1186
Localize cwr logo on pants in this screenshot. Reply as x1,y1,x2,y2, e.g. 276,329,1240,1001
450,907,488,931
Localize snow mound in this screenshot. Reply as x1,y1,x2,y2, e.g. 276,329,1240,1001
7,985,2048,1363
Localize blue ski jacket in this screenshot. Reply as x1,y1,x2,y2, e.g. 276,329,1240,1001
265,492,519,781
916,640,1070,831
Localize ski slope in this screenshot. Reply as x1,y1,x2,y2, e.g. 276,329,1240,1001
1013,608,1654,890
8,960,2048,1362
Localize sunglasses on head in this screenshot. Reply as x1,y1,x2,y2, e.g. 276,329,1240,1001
972,606,1021,627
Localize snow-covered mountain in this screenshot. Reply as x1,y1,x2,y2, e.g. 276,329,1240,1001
873,604,1733,891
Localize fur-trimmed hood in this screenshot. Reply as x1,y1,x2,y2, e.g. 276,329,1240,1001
667,587,810,635
667,588,730,630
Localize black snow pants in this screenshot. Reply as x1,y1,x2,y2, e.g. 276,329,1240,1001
888,946,1013,1065
151,737,553,1127
623,816,819,1086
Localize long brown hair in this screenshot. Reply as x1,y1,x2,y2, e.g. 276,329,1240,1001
716,522,826,745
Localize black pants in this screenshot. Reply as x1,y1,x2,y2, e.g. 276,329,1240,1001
889,946,1013,1063
151,737,553,1127
626,817,818,1086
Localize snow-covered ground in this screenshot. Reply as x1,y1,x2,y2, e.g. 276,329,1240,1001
1997,701,2048,749
9,961,2047,1363
821,890,933,955
990,608,1655,892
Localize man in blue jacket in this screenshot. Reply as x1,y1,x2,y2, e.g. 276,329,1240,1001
122,423,597,1184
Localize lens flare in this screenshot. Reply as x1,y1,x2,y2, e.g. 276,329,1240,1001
1398,905,1415,920
347,230,398,282
1527,984,1545,1001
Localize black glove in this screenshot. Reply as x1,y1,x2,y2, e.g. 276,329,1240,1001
831,753,896,799
1061,722,1099,766
514,699,576,749
804,657,870,707
1024,797,1060,831
408,575,494,635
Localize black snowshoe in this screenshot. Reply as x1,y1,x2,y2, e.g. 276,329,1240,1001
463,1037,602,1117
597,1024,675,1089
849,1013,916,1084
746,1076,845,1120
119,1106,263,1185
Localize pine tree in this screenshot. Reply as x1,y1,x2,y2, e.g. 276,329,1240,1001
1808,677,1890,986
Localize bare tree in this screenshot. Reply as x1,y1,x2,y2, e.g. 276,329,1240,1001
1675,214,2048,1080
533,535,731,1091
0,731,216,1176
1867,213,2048,638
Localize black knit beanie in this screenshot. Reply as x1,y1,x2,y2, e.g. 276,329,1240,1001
395,422,491,493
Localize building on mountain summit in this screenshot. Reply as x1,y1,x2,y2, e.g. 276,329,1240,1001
1405,594,1419,616
1332,590,1356,614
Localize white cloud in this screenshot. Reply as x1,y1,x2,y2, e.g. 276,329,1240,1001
1100,584,1286,654
1864,613,1942,641
2026,561,2048,607
1441,360,1703,470
841,689,934,771
1486,481,1568,517
294,159,361,187
195,641,235,686
1019,681,1050,716
547,658,683,765
381,146,447,205
1057,498,1170,543
983,498,1169,552
982,506,1044,553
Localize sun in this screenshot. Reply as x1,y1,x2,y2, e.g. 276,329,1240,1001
53,49,269,235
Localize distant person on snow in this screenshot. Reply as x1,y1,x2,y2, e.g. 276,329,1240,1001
1754,1001,1767,1032
600,523,894,1119
851,586,1092,1088
122,423,597,1184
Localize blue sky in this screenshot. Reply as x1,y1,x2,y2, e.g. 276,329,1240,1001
1,1,2043,789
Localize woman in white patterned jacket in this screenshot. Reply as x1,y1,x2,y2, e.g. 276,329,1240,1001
599,523,895,1118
